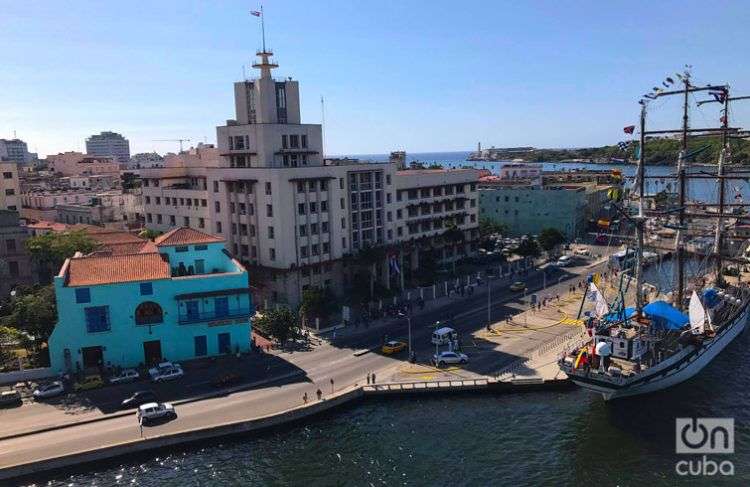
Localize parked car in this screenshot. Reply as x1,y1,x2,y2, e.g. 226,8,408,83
432,351,469,367
556,255,573,267
382,340,407,355
0,389,22,406
33,381,66,400
121,390,158,409
74,375,104,392
509,281,527,292
149,363,184,382
137,402,176,423
574,248,590,256
109,369,140,385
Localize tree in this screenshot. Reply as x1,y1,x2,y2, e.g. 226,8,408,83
538,228,566,252
253,308,300,347
478,218,509,238
300,287,336,321
443,224,465,274
0,326,23,370
1,285,58,353
139,228,162,240
26,231,99,283
356,244,386,300
515,238,541,258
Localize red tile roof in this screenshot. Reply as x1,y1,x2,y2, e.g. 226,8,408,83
67,252,171,286
154,227,224,247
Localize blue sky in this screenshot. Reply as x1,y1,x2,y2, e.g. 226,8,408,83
2,0,749,157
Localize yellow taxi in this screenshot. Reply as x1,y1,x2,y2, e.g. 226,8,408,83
509,281,527,292
74,375,104,392
381,340,407,355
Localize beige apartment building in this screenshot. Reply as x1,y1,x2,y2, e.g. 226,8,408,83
0,162,21,212
46,152,120,176
140,50,478,307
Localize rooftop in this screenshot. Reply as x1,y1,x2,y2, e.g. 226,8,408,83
66,252,170,287
154,227,224,247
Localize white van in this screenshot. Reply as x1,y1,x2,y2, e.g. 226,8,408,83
432,327,458,345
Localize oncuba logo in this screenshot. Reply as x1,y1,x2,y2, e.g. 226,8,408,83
675,418,734,476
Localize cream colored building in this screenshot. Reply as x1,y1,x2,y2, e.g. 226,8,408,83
140,50,478,307
46,152,120,176
0,162,21,212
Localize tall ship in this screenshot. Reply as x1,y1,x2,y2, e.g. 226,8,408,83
559,69,750,400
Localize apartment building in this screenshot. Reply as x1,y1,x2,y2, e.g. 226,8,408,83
0,138,35,165
140,50,478,307
0,162,20,211
46,152,120,176
0,210,35,296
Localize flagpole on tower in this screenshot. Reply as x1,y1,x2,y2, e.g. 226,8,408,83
260,5,266,52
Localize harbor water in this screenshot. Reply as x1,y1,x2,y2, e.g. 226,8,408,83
27,152,750,486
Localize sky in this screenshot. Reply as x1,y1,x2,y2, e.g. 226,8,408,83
2,0,750,157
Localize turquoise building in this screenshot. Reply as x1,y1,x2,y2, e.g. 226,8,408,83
48,227,253,374
478,183,611,240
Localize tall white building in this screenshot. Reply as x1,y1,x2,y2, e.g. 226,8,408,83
140,49,479,307
86,131,131,165
0,139,34,165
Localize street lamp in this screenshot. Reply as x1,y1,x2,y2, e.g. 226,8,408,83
487,272,492,330
398,310,413,357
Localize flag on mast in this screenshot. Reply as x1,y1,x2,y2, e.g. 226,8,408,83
588,282,610,318
250,10,262,17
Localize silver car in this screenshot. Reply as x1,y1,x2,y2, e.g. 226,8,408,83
33,381,66,400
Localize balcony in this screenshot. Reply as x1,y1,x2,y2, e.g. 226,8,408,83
178,307,253,325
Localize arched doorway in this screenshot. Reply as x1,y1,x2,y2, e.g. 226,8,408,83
135,301,164,326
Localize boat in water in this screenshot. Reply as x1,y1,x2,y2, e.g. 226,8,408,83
559,70,750,400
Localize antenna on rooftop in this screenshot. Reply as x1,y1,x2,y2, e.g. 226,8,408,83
321,95,326,157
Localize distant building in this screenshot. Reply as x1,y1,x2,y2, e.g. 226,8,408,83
129,152,164,169
0,139,35,164
0,162,20,212
85,131,131,165
47,227,253,373
0,210,35,297
46,152,120,176
21,189,126,224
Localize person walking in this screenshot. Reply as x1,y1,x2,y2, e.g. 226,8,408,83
316,388,322,401
366,372,371,384
303,392,308,404
371,372,376,384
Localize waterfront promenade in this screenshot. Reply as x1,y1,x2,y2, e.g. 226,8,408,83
0,253,613,481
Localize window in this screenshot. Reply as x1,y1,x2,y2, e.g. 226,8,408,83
175,246,188,253
145,196,151,204
290,134,299,148
140,283,153,295
386,174,391,185
2,172,12,179
312,244,319,255
323,242,330,253
266,204,273,217
265,182,272,195
213,181,219,193
185,300,199,320
198,217,205,228
215,201,221,213
321,200,328,211
157,214,163,224
183,216,190,226
309,202,317,213
195,244,207,251
268,226,275,239
310,223,318,234
282,134,288,149
5,189,14,196
214,297,229,317
300,245,308,257
301,134,308,148
341,217,346,229
298,203,306,215
299,224,306,236
135,301,163,325
216,221,223,233
85,306,110,333
342,237,347,248
322,221,329,233
76,288,91,303
397,209,402,219
201,199,207,207
269,248,276,260
339,178,344,189
340,198,345,209
5,239,15,251
297,182,304,193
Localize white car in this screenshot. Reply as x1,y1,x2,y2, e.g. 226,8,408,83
556,256,573,267
149,363,184,382
137,402,176,422
432,351,469,367
109,369,140,384
574,248,590,256
33,381,66,400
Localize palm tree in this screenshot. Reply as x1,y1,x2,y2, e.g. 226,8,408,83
356,244,386,300
442,224,465,274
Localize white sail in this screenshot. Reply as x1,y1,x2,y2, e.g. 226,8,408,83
589,282,610,318
689,291,706,335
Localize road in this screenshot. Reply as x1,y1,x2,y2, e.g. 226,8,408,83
0,254,611,471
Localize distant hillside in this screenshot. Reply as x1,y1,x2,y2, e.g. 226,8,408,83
492,136,750,165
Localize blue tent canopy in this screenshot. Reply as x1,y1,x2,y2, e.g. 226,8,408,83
643,300,689,330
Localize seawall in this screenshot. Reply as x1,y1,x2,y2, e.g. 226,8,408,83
0,377,570,482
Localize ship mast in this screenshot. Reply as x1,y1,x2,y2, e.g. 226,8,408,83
675,71,690,310
634,105,646,314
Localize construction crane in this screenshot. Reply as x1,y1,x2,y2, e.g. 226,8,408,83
153,138,191,152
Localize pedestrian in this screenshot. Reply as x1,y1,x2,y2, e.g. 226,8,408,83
303,392,308,404
316,388,322,400
371,372,376,384
330,378,335,393
367,372,371,384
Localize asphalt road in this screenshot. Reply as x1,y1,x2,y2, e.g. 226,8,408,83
0,256,610,471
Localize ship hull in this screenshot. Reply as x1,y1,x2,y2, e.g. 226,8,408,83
568,303,749,401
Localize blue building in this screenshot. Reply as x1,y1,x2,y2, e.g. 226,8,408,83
48,227,253,374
